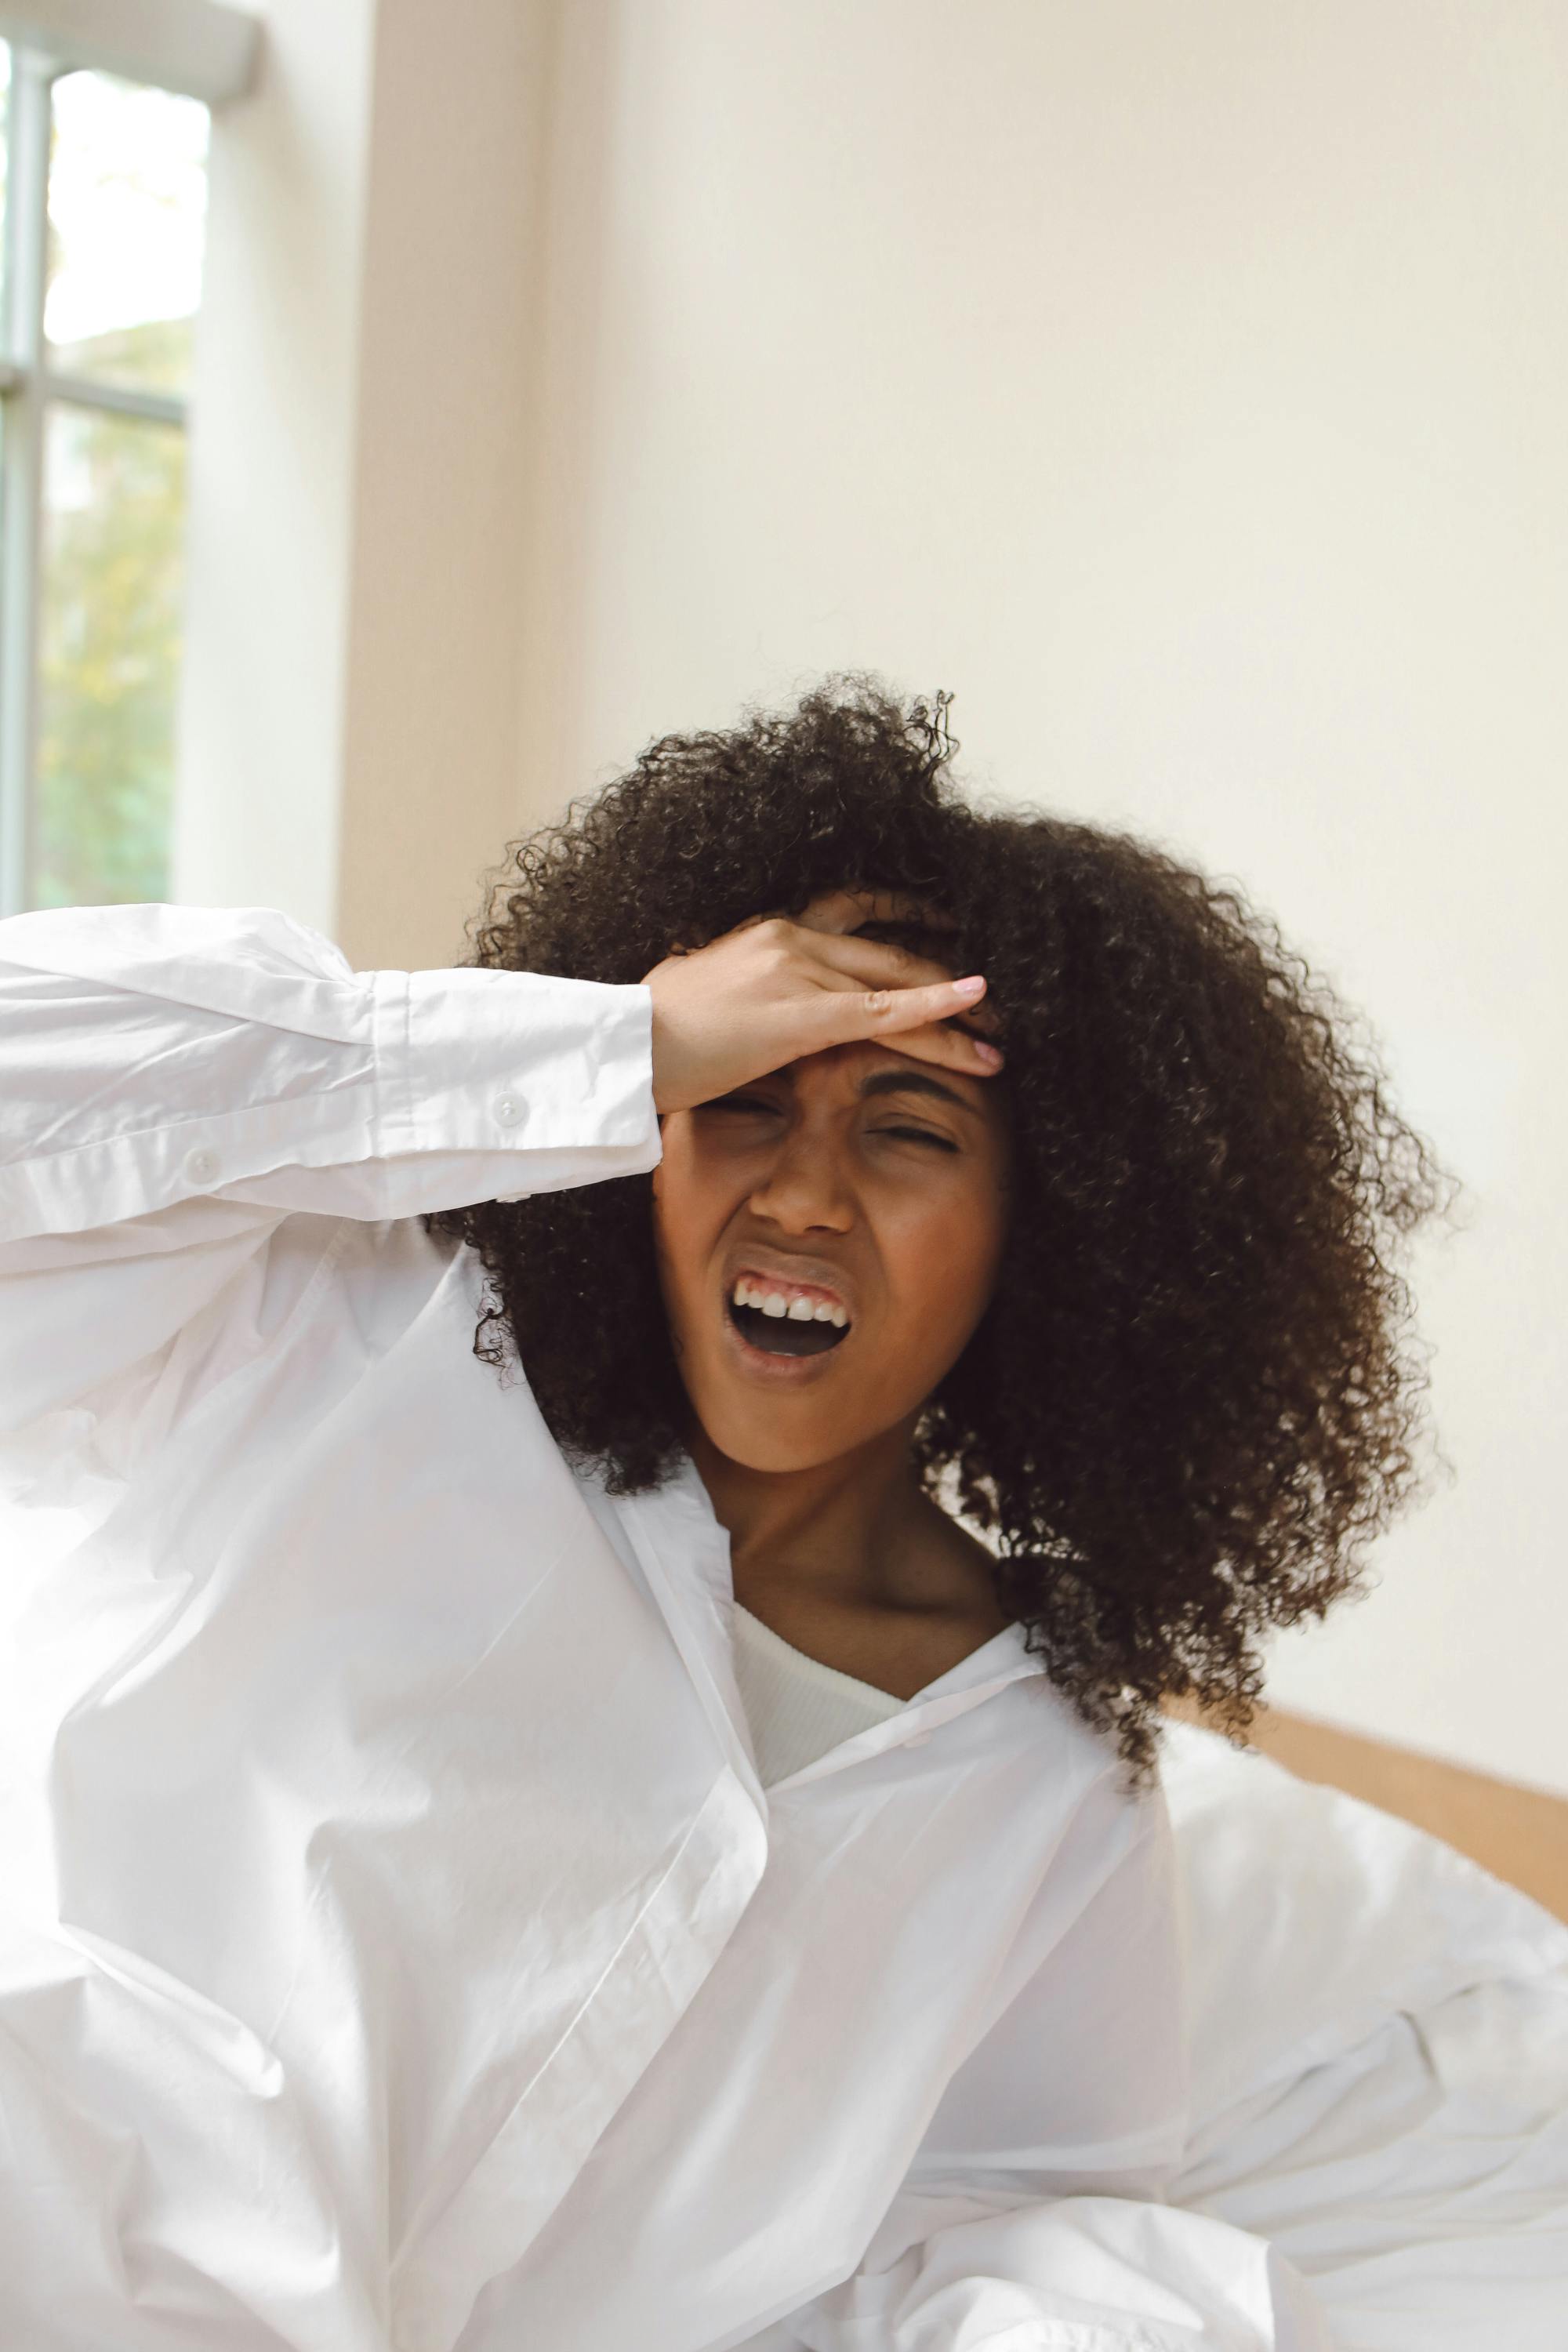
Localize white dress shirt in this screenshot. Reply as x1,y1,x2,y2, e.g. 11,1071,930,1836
0,902,1330,2352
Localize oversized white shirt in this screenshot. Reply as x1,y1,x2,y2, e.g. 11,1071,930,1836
0,903,1330,2352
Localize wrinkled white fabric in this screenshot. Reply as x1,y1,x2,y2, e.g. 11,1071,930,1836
743,1737,1568,2352
1161,1724,1568,2352
0,902,1343,2352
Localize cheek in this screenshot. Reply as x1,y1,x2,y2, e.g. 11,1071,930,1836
883,1181,1007,1348
650,1133,736,1307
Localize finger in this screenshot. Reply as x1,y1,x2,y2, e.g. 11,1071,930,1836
808,931,1002,1033
822,975,1005,1069
793,887,957,936
811,927,962,990
879,1018,1007,1077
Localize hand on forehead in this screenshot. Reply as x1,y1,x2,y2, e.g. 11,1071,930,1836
829,895,1003,1044
644,884,1005,1117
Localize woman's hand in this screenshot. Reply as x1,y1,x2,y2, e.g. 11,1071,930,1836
641,887,1004,1115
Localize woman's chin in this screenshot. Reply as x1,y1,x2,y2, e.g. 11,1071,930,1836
689,1385,891,1476
691,1410,848,1475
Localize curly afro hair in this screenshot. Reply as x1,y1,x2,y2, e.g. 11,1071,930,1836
426,672,1460,1779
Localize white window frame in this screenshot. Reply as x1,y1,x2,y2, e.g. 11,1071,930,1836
0,0,256,914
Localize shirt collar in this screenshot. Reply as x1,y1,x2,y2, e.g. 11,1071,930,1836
615,1449,1046,1798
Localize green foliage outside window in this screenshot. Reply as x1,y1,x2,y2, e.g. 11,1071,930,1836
33,318,191,906
2,56,205,910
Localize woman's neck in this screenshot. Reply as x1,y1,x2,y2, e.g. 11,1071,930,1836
684,1416,985,1617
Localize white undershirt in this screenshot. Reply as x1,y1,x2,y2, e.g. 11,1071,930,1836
731,1601,907,1785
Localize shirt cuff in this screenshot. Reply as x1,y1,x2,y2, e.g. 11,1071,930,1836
375,964,659,1165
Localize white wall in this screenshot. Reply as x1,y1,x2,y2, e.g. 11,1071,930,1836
174,0,550,969
516,0,1568,1795
171,0,372,940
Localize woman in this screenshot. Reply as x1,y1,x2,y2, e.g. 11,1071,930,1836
0,677,1450,2351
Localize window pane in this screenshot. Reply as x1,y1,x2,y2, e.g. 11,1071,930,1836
33,401,187,906
0,42,10,339
44,69,209,397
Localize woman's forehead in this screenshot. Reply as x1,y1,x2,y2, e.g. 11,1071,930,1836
765,1041,1006,1125
771,1040,942,1083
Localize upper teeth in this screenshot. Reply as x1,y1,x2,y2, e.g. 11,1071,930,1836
732,1278,848,1327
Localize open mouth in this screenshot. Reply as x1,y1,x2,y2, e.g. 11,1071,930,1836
725,1295,851,1358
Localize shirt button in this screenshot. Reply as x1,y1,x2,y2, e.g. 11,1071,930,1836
184,1147,220,1185
492,1092,525,1129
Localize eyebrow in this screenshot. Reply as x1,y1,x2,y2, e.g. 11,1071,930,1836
855,1069,983,1120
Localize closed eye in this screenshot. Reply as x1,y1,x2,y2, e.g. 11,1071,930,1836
877,1127,958,1152
699,1099,958,1151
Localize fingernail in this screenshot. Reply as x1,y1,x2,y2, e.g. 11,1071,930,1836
953,975,985,996
975,1041,1004,1067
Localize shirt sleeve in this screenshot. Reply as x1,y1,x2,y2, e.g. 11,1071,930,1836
750,1786,1336,2352
775,2199,1334,2351
0,900,661,1503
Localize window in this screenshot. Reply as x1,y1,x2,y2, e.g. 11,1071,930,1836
0,37,210,913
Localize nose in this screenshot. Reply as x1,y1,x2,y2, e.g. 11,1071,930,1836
746,1129,855,1236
